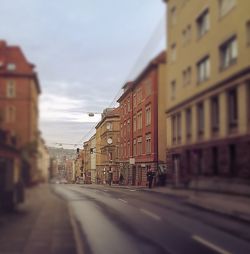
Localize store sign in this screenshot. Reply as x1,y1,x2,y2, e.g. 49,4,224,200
129,158,135,165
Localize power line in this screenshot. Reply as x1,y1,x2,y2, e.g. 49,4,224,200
75,12,166,145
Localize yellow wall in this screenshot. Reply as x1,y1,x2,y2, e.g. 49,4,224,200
166,0,250,148
158,62,167,162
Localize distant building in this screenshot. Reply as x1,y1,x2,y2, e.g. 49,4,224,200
89,134,97,183
0,40,41,185
163,0,250,187
117,51,167,186
83,140,91,183
95,108,120,184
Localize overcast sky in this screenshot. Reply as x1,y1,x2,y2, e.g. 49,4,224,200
0,0,166,149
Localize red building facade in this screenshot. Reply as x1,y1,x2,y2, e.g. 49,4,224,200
118,52,166,186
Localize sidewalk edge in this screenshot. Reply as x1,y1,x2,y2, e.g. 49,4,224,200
68,205,85,254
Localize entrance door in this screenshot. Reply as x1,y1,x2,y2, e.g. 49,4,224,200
172,154,180,186
132,166,136,186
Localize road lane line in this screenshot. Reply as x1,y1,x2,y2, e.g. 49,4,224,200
140,208,161,221
118,198,128,204
129,189,136,192
192,235,232,254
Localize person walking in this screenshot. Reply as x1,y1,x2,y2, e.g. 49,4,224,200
119,173,124,185
147,168,154,189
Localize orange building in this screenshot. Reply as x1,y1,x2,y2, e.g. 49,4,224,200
0,40,41,184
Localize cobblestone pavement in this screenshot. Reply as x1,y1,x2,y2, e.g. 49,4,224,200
0,184,77,254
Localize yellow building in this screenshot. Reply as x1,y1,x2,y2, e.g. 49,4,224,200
164,0,250,186
95,108,120,184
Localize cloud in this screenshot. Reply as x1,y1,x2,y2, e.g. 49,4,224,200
40,93,101,123
1,0,166,148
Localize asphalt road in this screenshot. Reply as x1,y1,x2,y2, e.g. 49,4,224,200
53,184,250,254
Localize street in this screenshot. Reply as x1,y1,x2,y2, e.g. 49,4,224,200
53,184,250,254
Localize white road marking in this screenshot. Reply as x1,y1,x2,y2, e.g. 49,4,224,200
129,189,136,192
103,189,108,192
140,208,161,221
192,235,232,254
118,198,128,204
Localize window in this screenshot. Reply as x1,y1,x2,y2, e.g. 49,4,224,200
177,113,182,143
106,122,112,130
128,98,131,112
220,36,237,69
6,80,16,98
6,106,16,123
171,80,176,100
137,111,142,130
197,9,209,38
133,115,136,132
182,29,186,44
197,102,204,136
127,141,130,157
124,121,126,137
146,105,151,126
247,21,250,45
146,133,151,154
197,56,210,83
186,108,192,138
133,93,136,108
182,25,192,45
124,142,127,157
211,96,219,132
145,80,152,96
183,67,192,86
137,137,142,155
127,120,130,136
171,43,176,62
187,25,192,42
170,6,177,25
133,139,137,156
7,63,16,71
172,115,177,145
228,88,238,128
219,0,236,17
120,144,123,158
137,89,142,104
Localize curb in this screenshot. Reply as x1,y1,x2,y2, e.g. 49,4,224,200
186,199,250,224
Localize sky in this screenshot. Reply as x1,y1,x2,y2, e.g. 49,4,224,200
0,0,166,149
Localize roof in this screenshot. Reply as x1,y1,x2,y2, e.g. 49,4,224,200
117,51,166,103
0,40,41,94
95,108,120,129
133,51,166,85
117,81,134,103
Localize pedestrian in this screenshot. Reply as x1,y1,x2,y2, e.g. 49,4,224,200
147,168,154,189
119,174,124,185
108,169,113,186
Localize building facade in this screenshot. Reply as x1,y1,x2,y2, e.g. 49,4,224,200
0,40,41,185
89,134,97,183
95,108,120,184
164,0,250,186
117,52,167,186
83,140,91,183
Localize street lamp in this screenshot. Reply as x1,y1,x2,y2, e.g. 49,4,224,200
88,112,101,117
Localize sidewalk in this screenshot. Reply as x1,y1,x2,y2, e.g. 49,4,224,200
109,184,250,223
0,184,77,254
